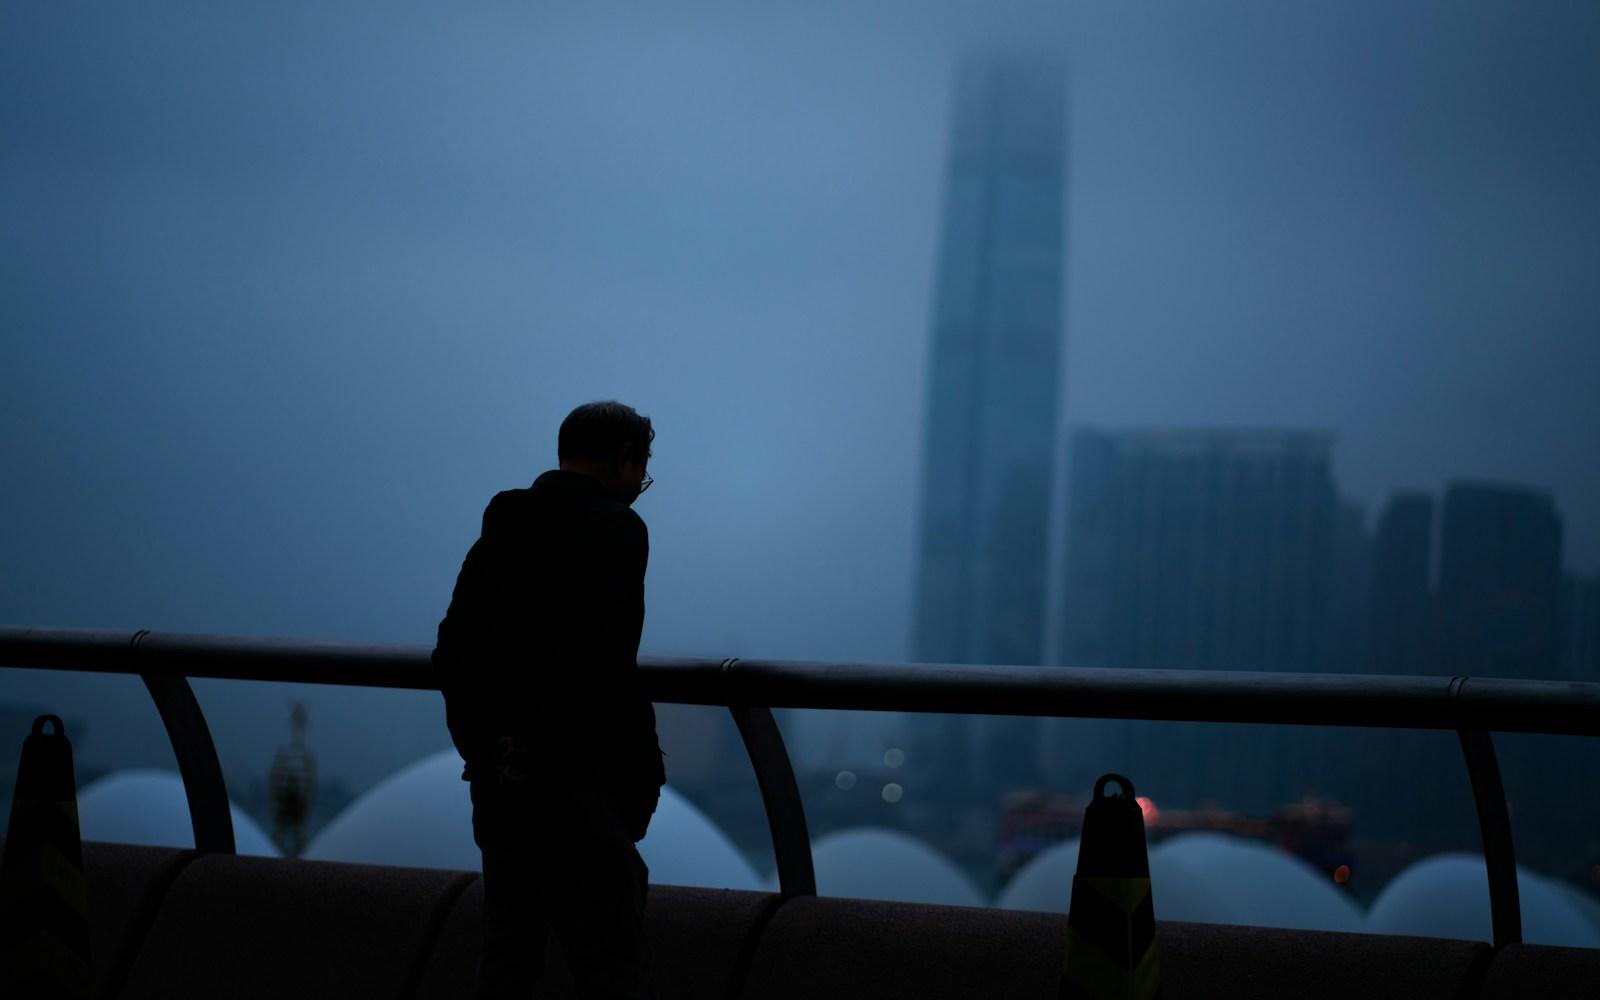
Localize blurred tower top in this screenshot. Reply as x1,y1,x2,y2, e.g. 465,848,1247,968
946,49,1067,162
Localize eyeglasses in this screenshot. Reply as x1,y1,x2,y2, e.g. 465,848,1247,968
638,474,654,494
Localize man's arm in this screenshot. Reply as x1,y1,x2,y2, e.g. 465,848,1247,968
594,508,661,785
432,496,513,775
603,510,648,666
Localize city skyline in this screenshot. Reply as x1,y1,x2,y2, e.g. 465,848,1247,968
3,3,1597,843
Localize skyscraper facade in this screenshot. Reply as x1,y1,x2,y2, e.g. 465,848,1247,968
1561,574,1600,680
1058,428,1340,674
1051,427,1347,810
1437,482,1564,678
1369,493,1435,674
911,52,1066,793
913,53,1067,670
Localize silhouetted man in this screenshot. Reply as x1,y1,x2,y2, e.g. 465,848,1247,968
433,401,665,999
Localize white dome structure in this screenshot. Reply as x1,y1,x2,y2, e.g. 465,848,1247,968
1549,881,1600,936
996,832,1361,933
788,828,985,907
636,789,763,891
78,769,279,857
1148,833,1363,933
302,751,474,869
303,749,761,890
1366,853,1600,948
996,838,1080,912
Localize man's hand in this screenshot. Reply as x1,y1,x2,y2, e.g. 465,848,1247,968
494,736,533,784
620,779,661,843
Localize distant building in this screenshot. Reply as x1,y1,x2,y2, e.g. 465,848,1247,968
1369,493,1435,674
1058,427,1340,674
1436,482,1564,679
1051,428,1348,808
1328,500,1373,673
913,50,1067,669
1560,573,1600,681
911,51,1067,789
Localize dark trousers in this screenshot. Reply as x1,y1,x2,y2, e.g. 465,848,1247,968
472,778,661,999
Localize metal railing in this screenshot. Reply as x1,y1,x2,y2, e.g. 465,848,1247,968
5,624,1600,948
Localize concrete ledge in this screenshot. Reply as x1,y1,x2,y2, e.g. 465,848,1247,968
1480,943,1600,999
81,841,195,1000
739,895,1062,999
115,853,472,1000
18,842,1595,998
1158,921,1491,1000
419,878,781,999
738,895,1495,1000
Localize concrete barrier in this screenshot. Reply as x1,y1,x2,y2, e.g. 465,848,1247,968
418,878,780,999
738,895,1494,1000
40,841,1592,998
80,842,195,1000
1479,943,1600,999
114,851,472,1000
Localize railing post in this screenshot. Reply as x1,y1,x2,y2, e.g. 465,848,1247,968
135,632,235,854
723,657,815,897
1456,726,1521,947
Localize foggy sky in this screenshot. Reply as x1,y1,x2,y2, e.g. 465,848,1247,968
3,2,1597,788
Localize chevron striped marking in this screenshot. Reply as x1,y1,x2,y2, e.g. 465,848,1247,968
1060,875,1161,999
2,801,83,865
0,926,93,1000
1060,925,1162,1000
0,842,87,913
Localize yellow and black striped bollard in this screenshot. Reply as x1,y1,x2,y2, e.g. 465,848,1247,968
1059,773,1162,1000
0,715,92,1000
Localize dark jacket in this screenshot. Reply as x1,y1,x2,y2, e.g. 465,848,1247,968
433,470,662,787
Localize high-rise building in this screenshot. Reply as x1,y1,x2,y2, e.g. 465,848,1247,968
1560,574,1600,680
1437,482,1564,678
1369,493,1435,674
1052,426,1346,809
1328,499,1373,673
910,52,1066,791
1058,428,1340,673
912,52,1067,669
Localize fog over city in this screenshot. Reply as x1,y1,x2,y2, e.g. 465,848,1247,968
3,1,1597,828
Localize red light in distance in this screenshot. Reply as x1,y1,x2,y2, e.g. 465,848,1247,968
1136,796,1159,826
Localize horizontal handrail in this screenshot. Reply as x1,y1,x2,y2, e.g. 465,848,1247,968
3,625,1598,735
6,623,1597,946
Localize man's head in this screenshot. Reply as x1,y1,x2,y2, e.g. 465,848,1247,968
557,401,654,505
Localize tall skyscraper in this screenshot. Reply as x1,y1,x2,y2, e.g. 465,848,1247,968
911,51,1066,791
1437,482,1564,678
913,52,1067,669
1369,493,1435,674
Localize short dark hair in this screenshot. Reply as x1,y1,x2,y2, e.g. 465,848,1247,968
558,401,654,464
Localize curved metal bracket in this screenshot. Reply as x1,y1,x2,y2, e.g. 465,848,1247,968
136,633,235,853
1457,727,1520,947
727,692,815,898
